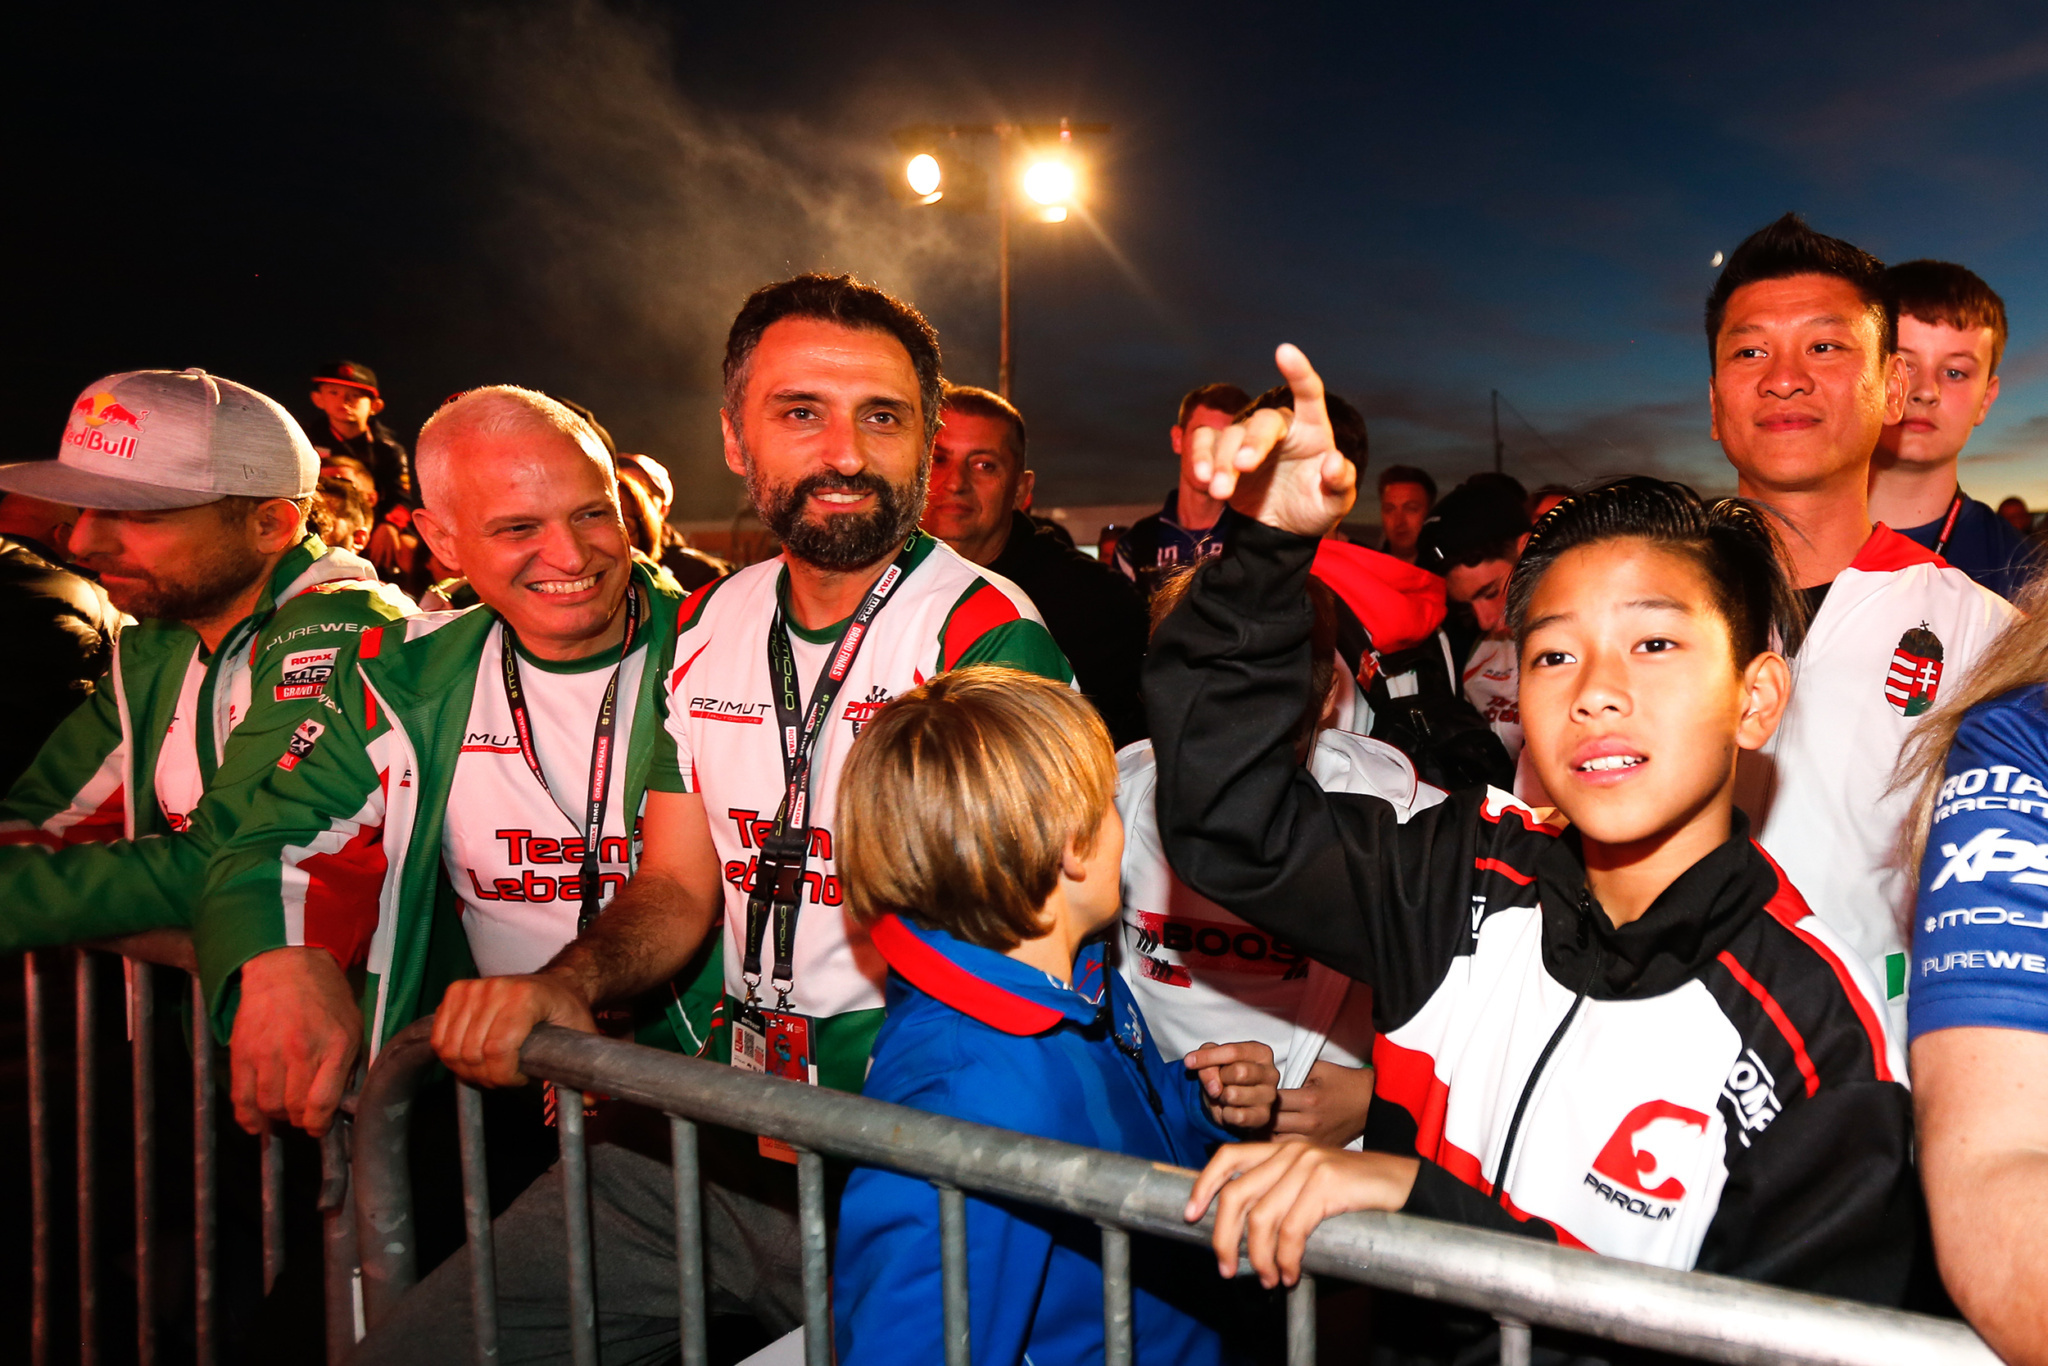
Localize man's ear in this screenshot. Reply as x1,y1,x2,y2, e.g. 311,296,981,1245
1882,352,1909,425
1169,424,1186,458
369,396,386,417
1013,468,1036,512
253,498,307,554
721,411,747,479
412,506,460,575
1736,651,1792,753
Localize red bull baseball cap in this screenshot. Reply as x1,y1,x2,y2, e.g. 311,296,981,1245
0,369,320,511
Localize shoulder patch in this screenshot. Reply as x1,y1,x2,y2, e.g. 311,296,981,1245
278,719,326,771
275,646,339,701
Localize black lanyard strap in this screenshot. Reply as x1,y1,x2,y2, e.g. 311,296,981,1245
741,542,916,1011
1933,491,1965,559
500,580,642,933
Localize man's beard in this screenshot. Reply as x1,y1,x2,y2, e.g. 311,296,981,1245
93,535,271,625
747,453,929,573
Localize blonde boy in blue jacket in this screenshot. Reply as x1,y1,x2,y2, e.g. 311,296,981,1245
832,666,1279,1365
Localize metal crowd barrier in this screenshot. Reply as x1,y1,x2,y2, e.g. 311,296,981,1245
19,947,357,1366
346,1018,1999,1366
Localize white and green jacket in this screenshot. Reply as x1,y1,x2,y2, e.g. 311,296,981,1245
195,563,718,1058
0,537,413,948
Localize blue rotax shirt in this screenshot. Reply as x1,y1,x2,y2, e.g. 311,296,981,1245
1910,685,2048,1041
834,915,1244,1366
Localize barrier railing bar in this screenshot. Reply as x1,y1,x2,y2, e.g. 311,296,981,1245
557,1086,598,1366
320,1116,361,1365
669,1116,707,1366
128,958,156,1366
75,950,98,1366
27,952,51,1366
937,1182,968,1366
1286,1274,1315,1366
1100,1223,1132,1366
455,1079,499,1365
499,1024,1996,1366
797,1147,831,1366
193,976,217,1366
261,1124,284,1296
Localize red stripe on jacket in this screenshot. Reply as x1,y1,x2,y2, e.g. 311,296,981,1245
940,584,1021,671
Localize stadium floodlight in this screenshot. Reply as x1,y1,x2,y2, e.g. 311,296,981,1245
1022,157,1075,207
889,118,1109,396
906,153,943,202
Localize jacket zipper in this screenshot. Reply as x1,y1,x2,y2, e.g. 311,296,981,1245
1487,888,1605,1208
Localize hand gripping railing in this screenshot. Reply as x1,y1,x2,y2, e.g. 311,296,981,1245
351,1018,2000,1366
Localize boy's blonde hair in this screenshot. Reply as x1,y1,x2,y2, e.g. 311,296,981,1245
839,666,1116,950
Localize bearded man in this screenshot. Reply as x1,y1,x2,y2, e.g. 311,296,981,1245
351,273,1072,1363
0,368,411,960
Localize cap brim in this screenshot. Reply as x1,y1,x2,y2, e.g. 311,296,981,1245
0,460,223,511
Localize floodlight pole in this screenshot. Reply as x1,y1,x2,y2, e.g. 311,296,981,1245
997,123,1015,399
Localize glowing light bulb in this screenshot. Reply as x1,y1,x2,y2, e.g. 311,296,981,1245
906,154,942,197
1710,250,1725,268
1023,159,1075,207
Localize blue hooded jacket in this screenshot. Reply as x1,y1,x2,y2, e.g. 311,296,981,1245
833,913,1244,1365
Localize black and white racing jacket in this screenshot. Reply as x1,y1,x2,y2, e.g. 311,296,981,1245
1146,520,1918,1305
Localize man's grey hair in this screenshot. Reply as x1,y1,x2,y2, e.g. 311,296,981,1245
415,386,613,511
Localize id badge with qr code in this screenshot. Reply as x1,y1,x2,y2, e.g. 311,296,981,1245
732,1009,819,1163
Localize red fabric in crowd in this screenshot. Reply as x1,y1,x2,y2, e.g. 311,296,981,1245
1312,539,1446,653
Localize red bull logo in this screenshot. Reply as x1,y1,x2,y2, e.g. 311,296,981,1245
65,391,149,461
72,393,150,431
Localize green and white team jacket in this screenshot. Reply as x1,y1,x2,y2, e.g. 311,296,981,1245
0,537,414,949
195,563,715,1059
660,531,1072,1092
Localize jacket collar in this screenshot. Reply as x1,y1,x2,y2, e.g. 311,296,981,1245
1849,522,1947,575
869,913,1109,1036
1161,489,1245,540
1536,808,1780,1000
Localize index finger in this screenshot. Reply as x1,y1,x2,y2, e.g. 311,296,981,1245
1184,1041,1270,1070
1274,343,1329,434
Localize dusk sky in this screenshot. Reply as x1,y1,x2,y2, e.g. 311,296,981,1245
15,1,2048,519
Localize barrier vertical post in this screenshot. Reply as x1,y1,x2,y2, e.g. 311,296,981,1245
1287,1274,1316,1366
455,1082,498,1365
261,1125,284,1295
1100,1224,1132,1366
321,1118,360,1365
1499,1317,1532,1366
193,976,217,1366
26,952,51,1366
797,1148,831,1366
76,950,98,1366
669,1117,707,1366
129,958,156,1366
938,1183,969,1366
557,1088,598,1366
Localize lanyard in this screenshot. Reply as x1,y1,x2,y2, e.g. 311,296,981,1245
1933,491,1965,558
499,580,641,934
741,541,916,1014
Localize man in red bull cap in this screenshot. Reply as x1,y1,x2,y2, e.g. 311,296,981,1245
308,359,413,518
0,368,414,969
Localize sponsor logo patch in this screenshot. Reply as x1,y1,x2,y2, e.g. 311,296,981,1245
843,685,892,737
274,647,339,701
1885,623,1945,717
278,720,326,771
1586,1100,1710,1217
